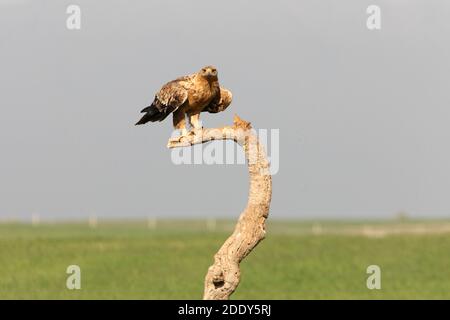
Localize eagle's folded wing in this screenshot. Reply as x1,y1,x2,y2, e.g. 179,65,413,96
136,78,189,124
206,87,233,114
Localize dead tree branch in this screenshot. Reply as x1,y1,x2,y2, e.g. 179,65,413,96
167,115,272,300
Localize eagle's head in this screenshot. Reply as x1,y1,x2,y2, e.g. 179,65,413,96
199,65,218,80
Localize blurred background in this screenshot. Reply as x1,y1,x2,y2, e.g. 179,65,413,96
1,0,450,222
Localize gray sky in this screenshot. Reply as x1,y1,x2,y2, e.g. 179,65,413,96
1,0,449,220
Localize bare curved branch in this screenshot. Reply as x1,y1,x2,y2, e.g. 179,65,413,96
168,115,272,300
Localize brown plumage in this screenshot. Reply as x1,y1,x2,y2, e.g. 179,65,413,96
135,66,232,137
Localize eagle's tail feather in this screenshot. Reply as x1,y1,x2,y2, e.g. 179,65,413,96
135,103,166,125
140,106,152,113
135,113,152,125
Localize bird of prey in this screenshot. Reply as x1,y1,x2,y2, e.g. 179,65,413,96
135,66,232,139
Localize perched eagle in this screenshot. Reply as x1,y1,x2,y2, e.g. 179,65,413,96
135,66,232,139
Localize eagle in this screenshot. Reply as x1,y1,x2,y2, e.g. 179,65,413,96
135,66,232,139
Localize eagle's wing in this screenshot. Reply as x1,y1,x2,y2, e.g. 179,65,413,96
205,87,233,114
135,75,193,125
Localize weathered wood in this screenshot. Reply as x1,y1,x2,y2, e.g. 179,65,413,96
168,115,272,300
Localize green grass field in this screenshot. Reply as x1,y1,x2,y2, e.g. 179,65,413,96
1,219,450,299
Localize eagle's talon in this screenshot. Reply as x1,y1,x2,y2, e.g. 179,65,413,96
168,135,186,144
190,128,203,136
